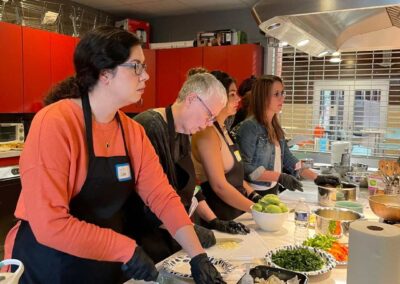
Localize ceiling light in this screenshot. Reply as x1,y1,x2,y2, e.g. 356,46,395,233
330,57,342,63
332,51,341,56
281,41,288,47
317,51,329,57
297,39,309,47
267,22,281,30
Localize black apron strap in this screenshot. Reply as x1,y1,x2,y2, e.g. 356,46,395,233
82,94,95,159
213,121,235,145
165,105,176,158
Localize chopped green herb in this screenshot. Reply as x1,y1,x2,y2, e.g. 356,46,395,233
272,248,325,272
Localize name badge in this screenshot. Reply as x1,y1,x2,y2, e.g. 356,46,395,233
115,163,132,182
233,150,242,162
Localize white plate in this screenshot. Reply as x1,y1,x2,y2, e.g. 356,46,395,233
161,255,235,279
313,163,331,169
265,245,336,276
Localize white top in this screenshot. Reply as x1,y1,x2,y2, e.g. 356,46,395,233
249,144,281,191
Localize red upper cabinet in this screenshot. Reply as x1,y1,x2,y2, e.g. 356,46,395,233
227,44,263,86
23,27,52,113
0,22,23,113
50,33,76,86
156,47,202,107
122,49,156,113
203,44,263,85
203,45,230,72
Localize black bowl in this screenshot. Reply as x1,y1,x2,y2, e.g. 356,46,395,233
238,265,308,283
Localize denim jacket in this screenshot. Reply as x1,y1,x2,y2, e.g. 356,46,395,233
235,117,299,187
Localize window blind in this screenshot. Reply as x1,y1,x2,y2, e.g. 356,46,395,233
273,46,400,159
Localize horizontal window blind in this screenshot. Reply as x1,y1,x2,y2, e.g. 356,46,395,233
274,46,400,159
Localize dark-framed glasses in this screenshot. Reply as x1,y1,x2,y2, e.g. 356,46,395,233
119,62,147,76
196,95,216,123
273,90,286,98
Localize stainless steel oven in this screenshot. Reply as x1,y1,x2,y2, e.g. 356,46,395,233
0,123,24,145
0,165,21,259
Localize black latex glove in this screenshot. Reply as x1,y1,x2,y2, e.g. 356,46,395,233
278,173,303,192
314,175,341,186
194,224,216,248
248,191,262,203
208,218,250,235
190,253,226,284
121,246,158,281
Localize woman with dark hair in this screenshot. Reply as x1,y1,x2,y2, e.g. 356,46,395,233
191,71,262,221
231,75,256,129
4,26,225,284
236,75,339,195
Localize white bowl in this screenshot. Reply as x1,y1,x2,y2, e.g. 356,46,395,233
251,205,289,232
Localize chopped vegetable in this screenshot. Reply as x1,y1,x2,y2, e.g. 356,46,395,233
271,248,325,272
303,234,349,262
303,234,336,250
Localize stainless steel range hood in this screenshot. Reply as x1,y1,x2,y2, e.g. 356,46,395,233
252,0,400,56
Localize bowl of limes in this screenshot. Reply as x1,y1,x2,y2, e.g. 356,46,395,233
251,194,289,232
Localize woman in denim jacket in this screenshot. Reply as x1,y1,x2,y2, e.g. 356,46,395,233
236,75,339,195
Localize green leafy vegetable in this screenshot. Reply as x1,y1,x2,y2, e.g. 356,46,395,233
303,234,336,250
272,248,325,272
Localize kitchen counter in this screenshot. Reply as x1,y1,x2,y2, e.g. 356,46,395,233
128,181,379,284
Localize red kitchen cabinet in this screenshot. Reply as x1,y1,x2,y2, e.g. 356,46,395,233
23,27,52,113
50,32,76,86
156,47,203,107
122,49,156,113
204,44,263,86
0,22,23,113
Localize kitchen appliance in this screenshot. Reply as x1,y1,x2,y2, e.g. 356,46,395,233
318,182,357,207
252,0,400,56
0,123,24,146
0,165,21,260
313,207,363,238
331,141,351,166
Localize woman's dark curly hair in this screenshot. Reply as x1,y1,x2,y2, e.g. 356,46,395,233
44,26,140,105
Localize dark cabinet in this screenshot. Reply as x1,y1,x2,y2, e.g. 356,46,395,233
0,22,23,113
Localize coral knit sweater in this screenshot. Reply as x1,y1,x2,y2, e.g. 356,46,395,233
4,99,192,263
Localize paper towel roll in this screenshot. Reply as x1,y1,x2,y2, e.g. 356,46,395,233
347,221,400,284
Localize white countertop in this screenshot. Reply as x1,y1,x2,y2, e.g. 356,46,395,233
127,181,379,284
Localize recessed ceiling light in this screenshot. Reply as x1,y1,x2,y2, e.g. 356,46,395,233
317,51,329,57
281,41,288,47
267,23,281,30
297,39,309,47
330,57,342,63
332,51,341,56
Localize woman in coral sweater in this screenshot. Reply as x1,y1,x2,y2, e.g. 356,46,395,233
4,26,224,284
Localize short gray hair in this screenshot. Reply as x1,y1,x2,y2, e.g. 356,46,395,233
176,73,227,106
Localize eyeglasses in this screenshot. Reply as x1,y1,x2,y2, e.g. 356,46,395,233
119,62,147,76
196,95,216,123
273,90,286,98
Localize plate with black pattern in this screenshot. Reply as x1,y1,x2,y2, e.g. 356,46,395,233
161,255,235,279
265,245,336,276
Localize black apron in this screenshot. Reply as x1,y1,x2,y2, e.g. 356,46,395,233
138,106,196,263
11,95,142,284
200,122,246,221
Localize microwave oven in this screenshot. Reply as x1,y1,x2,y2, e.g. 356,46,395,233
0,123,24,145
